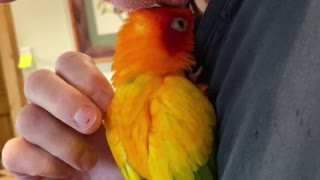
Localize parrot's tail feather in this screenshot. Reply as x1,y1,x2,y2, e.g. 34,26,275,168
195,147,218,180
194,164,215,180
122,162,143,180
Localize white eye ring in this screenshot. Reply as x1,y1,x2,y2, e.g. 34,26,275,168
171,18,188,32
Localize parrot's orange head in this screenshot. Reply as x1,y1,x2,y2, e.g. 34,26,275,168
112,7,195,79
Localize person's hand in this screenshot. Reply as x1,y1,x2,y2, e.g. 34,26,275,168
1,52,123,179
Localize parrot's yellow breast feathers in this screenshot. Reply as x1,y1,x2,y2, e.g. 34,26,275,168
107,75,215,180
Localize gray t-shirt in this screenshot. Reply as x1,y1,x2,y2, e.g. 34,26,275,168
195,0,320,179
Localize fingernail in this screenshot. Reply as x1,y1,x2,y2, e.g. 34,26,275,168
74,106,97,130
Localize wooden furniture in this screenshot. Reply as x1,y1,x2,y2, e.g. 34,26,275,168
0,4,26,167
0,168,14,180
0,60,13,168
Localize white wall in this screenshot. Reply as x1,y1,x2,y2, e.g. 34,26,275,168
10,0,114,80
10,0,75,72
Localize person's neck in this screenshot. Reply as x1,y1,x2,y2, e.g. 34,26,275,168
194,0,209,14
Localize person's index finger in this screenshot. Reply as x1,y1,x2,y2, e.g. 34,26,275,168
24,69,102,134
55,51,114,113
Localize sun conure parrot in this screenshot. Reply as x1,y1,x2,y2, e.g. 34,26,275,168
105,7,217,180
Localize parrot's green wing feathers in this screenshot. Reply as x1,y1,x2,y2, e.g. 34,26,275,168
195,165,213,180
195,151,217,180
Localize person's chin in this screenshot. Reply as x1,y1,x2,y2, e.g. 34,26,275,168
109,0,189,11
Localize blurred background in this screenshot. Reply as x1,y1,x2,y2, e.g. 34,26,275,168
0,0,123,175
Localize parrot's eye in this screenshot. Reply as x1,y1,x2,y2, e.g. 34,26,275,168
171,18,188,32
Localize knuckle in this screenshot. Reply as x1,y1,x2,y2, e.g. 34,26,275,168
39,155,73,178
62,137,96,171
29,154,59,177
55,51,93,72
81,69,113,99
24,69,53,98
84,75,103,95
15,104,41,136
